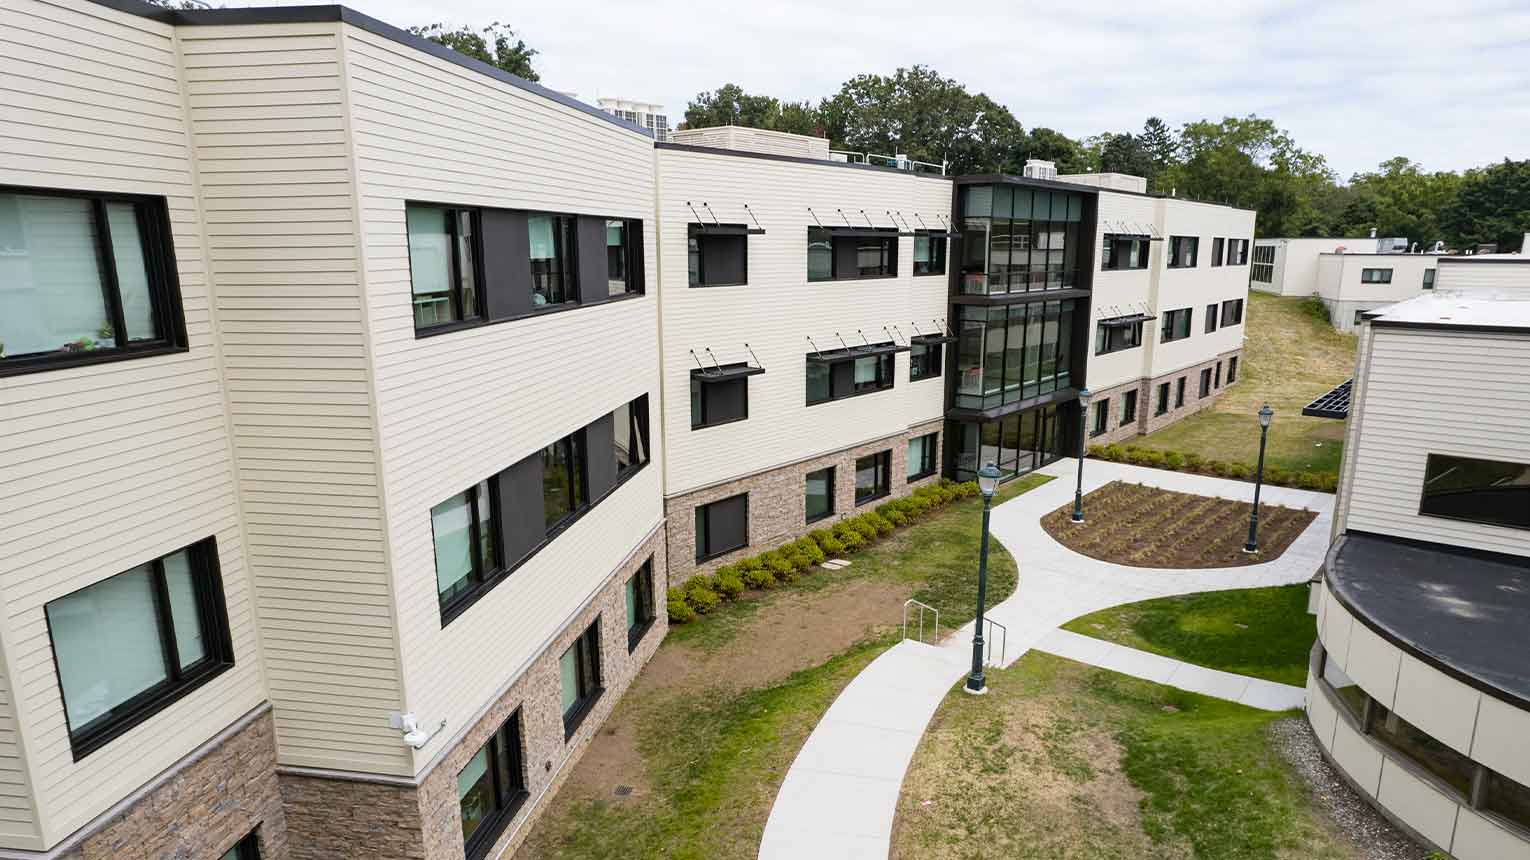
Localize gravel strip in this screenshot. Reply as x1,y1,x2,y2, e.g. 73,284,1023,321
1268,717,1432,860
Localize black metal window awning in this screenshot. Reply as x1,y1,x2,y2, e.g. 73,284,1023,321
1302,378,1352,419
692,363,765,382
824,226,900,239
917,229,961,239
910,332,958,345
807,342,910,363
690,222,765,236
1097,312,1155,327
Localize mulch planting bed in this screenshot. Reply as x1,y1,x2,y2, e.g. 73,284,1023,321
1041,480,1317,569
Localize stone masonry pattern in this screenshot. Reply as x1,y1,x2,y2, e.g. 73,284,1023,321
1086,349,1242,447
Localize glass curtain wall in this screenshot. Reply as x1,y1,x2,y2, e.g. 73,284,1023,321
952,404,1065,482
959,185,1083,294
954,300,1074,411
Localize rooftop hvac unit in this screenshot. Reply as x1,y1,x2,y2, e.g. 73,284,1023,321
895,153,910,170
1376,237,1408,254
1023,159,1057,180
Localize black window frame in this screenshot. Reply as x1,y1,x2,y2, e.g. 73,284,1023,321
1167,235,1199,269
1210,237,1225,267
604,217,643,298
695,493,749,561
459,709,528,860
1199,367,1212,398
691,369,750,429
1230,239,1249,265
913,231,947,276
528,211,579,309
542,432,590,535
909,341,943,381
221,832,262,860
406,202,485,334
688,224,749,288
1423,268,1436,290
1205,303,1219,333
433,480,504,617
807,227,899,282
854,450,893,506
1155,382,1170,416
1120,390,1137,426
1160,307,1192,343
1227,356,1238,383
560,623,603,739
1360,267,1393,284
614,394,651,481
1214,361,1222,388
0,185,189,378
907,432,939,481
1100,233,1151,271
1220,298,1245,327
806,349,896,405
44,536,235,761
1175,376,1186,408
1418,453,1530,531
1094,320,1144,355
625,558,656,652
805,466,836,524
1091,400,1109,436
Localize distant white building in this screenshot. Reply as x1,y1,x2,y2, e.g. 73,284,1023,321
1249,236,1386,297
597,97,670,141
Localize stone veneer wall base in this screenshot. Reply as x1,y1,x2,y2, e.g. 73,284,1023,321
1084,348,1243,448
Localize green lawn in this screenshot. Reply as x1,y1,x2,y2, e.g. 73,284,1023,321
893,653,1356,860
1134,292,1355,476
1061,585,1317,686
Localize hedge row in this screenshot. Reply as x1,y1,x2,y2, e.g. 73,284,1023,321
666,479,982,624
1087,443,1338,492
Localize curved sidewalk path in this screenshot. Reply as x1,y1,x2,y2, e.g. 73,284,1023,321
757,458,1334,860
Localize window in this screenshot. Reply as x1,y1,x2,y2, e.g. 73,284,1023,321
432,481,500,613
1199,367,1212,398
1229,239,1249,265
542,433,588,533
692,370,749,429
1422,268,1436,290
907,433,939,480
458,710,526,859
407,204,480,330
1322,651,1367,722
1119,390,1137,426
1419,454,1530,530
624,559,656,651
1205,303,1218,334
855,451,892,505
559,623,602,737
913,232,947,275
605,219,640,297
1100,234,1150,270
1094,319,1144,355
1214,361,1222,388
1,188,185,373
1210,237,1225,267
688,224,748,287
1175,377,1186,408
1251,244,1275,282
1220,298,1245,326
1371,701,1477,798
1360,267,1393,284
613,395,650,480
959,185,1084,293
528,214,577,306
909,341,942,381
805,467,835,523
1167,235,1198,268
695,493,748,561
1160,308,1192,343
806,348,895,405
1091,400,1108,436
1484,770,1530,831
1155,382,1170,416
45,538,233,759
1227,356,1238,383
807,228,898,281
220,833,261,860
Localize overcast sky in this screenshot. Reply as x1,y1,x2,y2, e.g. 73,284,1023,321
285,0,1524,179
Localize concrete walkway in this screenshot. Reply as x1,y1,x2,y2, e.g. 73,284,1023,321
1034,628,1306,711
757,458,1333,860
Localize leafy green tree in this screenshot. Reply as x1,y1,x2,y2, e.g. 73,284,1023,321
1159,115,1334,236
409,22,539,81
1019,127,1091,174
1096,132,1156,179
1441,159,1530,251
1329,157,1462,246
683,84,790,130
1140,117,1178,169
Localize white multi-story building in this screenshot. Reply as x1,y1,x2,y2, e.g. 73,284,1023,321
1306,290,1530,860
597,97,670,142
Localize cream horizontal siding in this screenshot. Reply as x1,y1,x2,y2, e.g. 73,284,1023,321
1436,259,1530,291
1145,199,1254,378
0,0,267,847
1342,328,1530,557
337,25,664,773
656,148,952,495
178,20,411,776
1086,191,1157,389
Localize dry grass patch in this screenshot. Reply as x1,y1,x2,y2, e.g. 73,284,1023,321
1042,481,1316,568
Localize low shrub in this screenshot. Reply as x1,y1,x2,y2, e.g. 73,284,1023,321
1163,450,1186,470
714,567,745,598
784,549,811,576
795,537,826,565
684,576,721,614
864,512,895,537
667,587,697,624
818,534,846,555
1101,444,1127,462
848,516,879,541
738,556,765,573
1087,440,1336,493
886,509,909,528
741,565,776,589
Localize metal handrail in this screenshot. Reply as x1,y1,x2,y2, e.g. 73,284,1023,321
983,617,1008,667
902,599,939,645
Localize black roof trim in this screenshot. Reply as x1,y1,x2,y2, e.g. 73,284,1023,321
945,386,1079,423
656,142,954,179
85,0,651,139
951,288,1090,307
1438,257,1530,264
1369,319,1530,335
1301,378,1352,419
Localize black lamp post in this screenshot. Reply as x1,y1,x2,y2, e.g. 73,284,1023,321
1243,404,1275,554
966,462,1003,694
1071,387,1093,523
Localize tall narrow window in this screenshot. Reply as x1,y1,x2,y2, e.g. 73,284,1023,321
606,219,634,296
907,433,938,480
613,395,650,480
1,190,183,371
45,538,233,758
529,214,576,306
1199,367,1213,398
432,480,500,612
1205,303,1218,333
807,227,833,281
1175,377,1186,407
805,467,835,523
1215,361,1222,388
1210,237,1225,267
1155,382,1170,415
407,204,480,330
458,710,527,859
542,434,588,532
1227,356,1238,383
913,233,946,275
1422,268,1436,290
625,559,656,651
1091,400,1108,436
855,451,892,505
1120,390,1137,425
560,622,602,737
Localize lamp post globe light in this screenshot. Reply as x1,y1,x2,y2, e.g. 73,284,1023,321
966,461,1003,694
1071,387,1093,523
1243,403,1275,554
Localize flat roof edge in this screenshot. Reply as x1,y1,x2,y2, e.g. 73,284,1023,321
655,142,953,178
84,0,652,139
